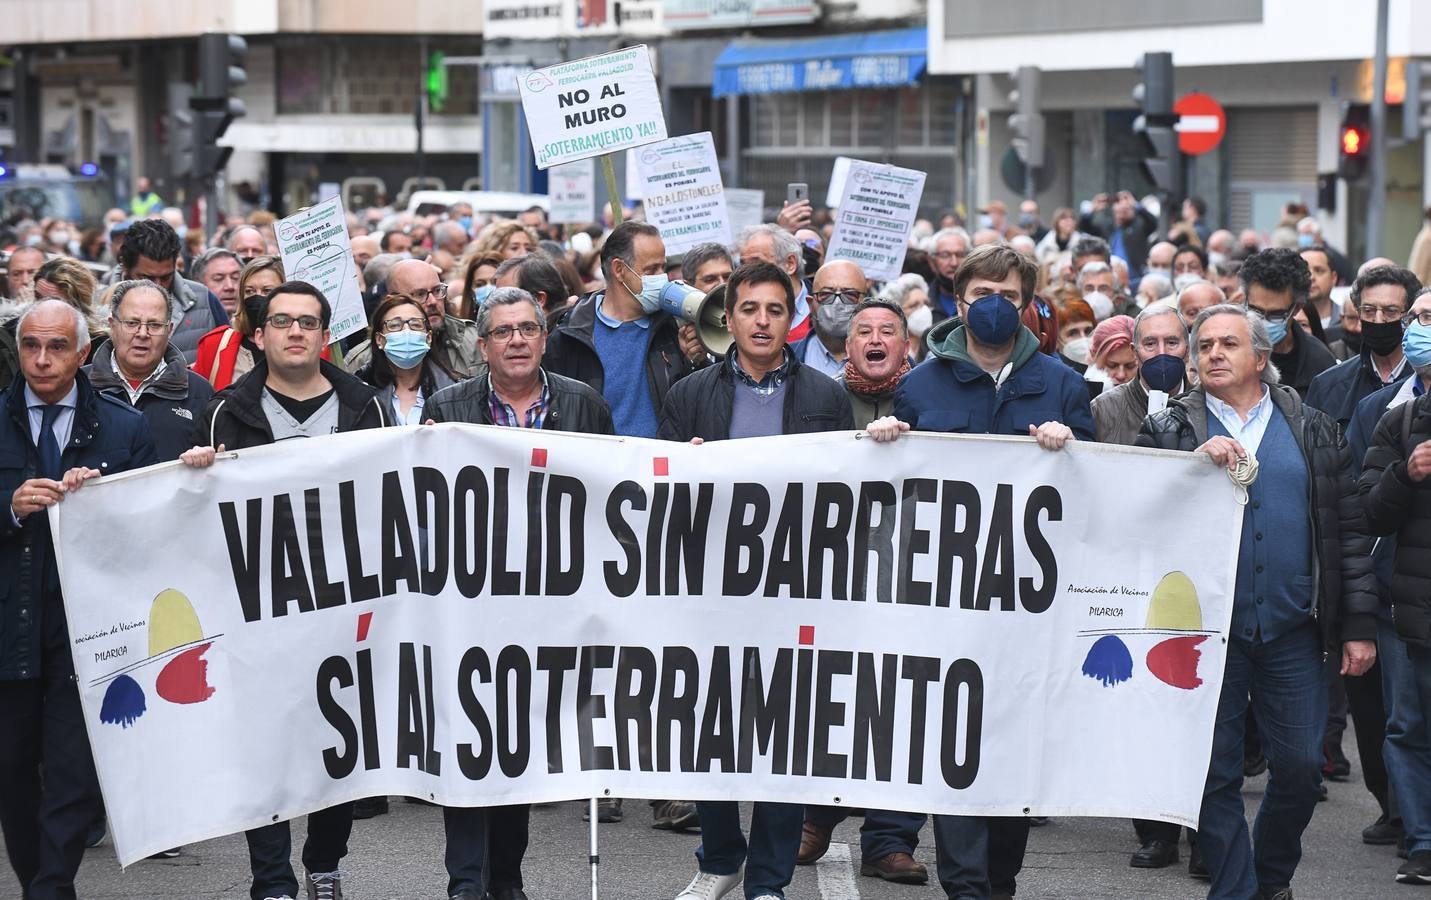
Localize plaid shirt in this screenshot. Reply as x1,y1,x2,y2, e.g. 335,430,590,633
732,348,793,397
487,371,552,429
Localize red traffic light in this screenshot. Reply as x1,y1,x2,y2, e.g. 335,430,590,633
1341,125,1367,157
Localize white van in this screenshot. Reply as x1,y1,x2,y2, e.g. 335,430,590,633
405,190,549,220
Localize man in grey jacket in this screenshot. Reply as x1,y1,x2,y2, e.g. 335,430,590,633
1092,304,1192,445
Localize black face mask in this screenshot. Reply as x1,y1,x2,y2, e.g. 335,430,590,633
1361,319,1403,357
242,294,267,330
1342,329,1362,354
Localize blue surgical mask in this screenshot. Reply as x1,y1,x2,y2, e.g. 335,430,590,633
1403,322,1431,368
457,216,473,232
627,271,668,315
1297,232,1315,248
473,284,495,307
964,295,1022,345
1264,317,1289,346
382,329,430,369
1140,353,1186,393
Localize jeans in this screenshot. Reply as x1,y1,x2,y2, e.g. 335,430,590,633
1198,622,1326,899
443,804,531,894
930,815,1030,899
1380,617,1431,855
694,800,802,899
0,639,99,900
805,806,926,859
246,803,355,900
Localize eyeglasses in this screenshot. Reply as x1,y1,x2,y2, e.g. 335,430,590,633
1403,310,1431,328
1360,304,1406,324
931,251,966,262
1246,305,1291,325
115,319,171,335
413,284,450,302
813,288,866,304
485,322,543,341
265,313,323,331
381,317,429,333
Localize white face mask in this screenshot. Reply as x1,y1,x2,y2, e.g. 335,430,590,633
1063,335,1091,364
906,304,933,337
1083,291,1114,321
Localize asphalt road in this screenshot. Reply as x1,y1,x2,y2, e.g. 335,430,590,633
11,738,1407,899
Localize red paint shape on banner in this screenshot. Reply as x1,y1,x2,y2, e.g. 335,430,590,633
155,643,216,704
356,611,373,643
531,448,548,468
1146,635,1208,690
653,457,669,476
799,625,815,646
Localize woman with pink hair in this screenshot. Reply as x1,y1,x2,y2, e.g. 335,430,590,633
1089,314,1138,386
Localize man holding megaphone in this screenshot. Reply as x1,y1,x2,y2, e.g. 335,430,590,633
545,222,707,441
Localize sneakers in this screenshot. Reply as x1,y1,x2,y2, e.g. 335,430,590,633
583,797,624,823
306,870,343,900
652,799,700,831
147,847,182,859
674,870,741,899
1398,851,1431,885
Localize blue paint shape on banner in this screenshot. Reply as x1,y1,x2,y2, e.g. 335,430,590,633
1082,635,1133,687
101,674,147,727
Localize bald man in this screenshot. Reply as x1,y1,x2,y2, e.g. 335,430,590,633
792,260,868,378
343,258,484,378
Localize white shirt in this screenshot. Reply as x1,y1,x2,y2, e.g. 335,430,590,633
1206,384,1275,456
24,382,78,450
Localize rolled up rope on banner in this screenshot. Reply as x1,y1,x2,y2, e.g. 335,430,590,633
1225,455,1260,506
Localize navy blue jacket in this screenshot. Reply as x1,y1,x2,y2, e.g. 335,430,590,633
0,370,158,680
1305,349,1411,428
893,324,1095,440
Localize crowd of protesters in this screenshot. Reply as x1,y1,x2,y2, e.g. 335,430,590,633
3,184,1431,900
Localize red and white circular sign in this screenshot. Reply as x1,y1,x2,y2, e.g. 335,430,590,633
1174,92,1226,156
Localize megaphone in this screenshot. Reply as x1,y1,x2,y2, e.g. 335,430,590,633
657,280,733,357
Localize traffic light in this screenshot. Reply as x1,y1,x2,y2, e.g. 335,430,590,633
1132,51,1182,197
427,51,449,114
1338,104,1370,181
190,32,247,179
1404,59,1431,139
1007,66,1045,169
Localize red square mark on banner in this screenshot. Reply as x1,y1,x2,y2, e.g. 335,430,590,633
357,611,373,643
798,625,815,646
653,457,669,476
531,448,548,468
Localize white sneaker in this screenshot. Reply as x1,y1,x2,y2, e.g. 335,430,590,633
674,870,741,899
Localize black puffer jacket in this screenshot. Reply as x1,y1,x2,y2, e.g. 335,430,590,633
1135,384,1378,650
657,349,854,442
425,370,615,436
1359,392,1431,645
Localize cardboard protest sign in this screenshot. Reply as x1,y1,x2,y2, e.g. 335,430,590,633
825,159,926,282
723,188,765,236
274,196,367,342
56,427,1240,864
549,159,597,224
634,133,731,255
520,46,667,170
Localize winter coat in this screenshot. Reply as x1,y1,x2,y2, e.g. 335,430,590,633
657,349,854,442
426,370,614,436
0,370,158,679
1134,384,1379,651
1358,391,1431,645
86,341,214,461
192,358,388,450
1305,349,1411,427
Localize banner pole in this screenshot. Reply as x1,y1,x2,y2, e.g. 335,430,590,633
600,153,623,227
588,797,600,900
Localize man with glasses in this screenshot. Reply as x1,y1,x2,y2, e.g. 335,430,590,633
192,248,243,318
117,219,229,363
424,286,612,900
928,227,971,324
893,243,1092,900
344,258,483,379
85,280,214,460
792,260,867,378
1239,248,1337,400
1307,265,1420,427
1091,304,1190,446
184,280,387,900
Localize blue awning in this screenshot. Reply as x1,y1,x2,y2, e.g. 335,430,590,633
712,27,927,98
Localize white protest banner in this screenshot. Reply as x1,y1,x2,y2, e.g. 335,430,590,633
56,427,1241,865
548,159,596,224
723,188,765,236
826,159,926,282
634,132,731,255
825,156,854,209
520,45,667,170
274,196,366,342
